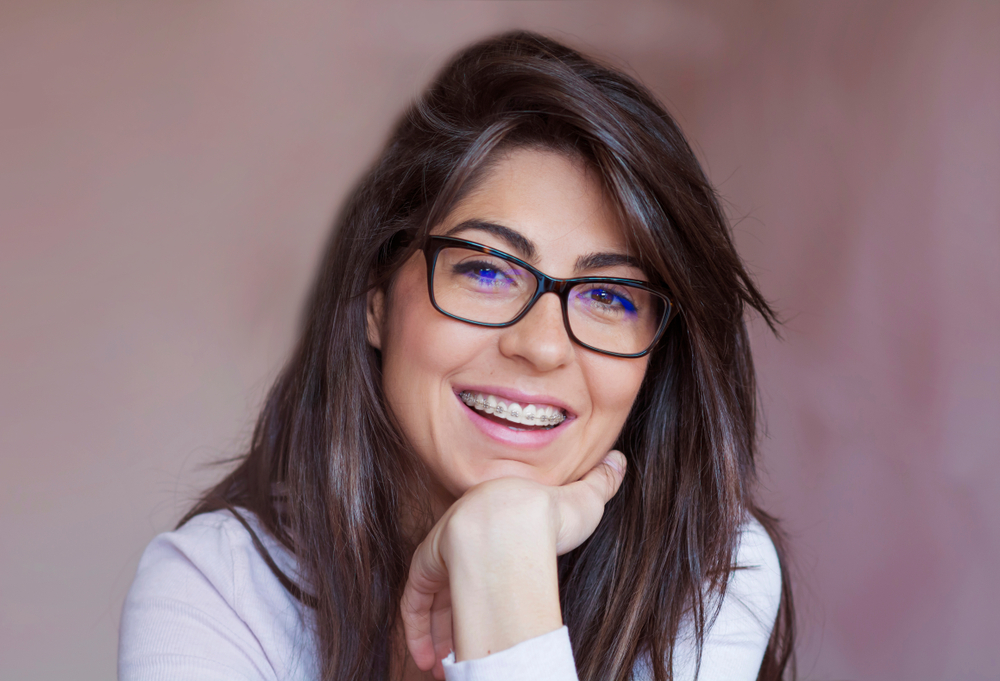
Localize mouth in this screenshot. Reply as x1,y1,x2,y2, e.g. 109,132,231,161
458,390,568,431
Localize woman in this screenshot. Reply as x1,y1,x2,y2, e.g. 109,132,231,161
120,31,794,681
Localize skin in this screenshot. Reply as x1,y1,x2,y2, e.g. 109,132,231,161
367,149,650,679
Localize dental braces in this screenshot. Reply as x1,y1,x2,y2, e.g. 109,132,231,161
460,391,566,427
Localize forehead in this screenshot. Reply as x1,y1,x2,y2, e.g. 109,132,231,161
434,148,630,267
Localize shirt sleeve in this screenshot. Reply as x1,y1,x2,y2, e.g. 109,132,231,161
441,626,578,681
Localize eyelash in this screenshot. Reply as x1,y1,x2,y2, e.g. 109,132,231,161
453,260,519,285
574,285,638,313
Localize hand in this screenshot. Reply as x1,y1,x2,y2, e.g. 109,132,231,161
400,451,627,679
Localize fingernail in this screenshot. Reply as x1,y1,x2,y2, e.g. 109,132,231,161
604,452,626,475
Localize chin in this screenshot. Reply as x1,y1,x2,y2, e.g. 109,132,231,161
466,457,563,489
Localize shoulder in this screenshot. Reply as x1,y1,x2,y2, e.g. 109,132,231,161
120,509,316,680
663,516,784,681
138,509,301,587
127,510,300,609
727,515,784,629
130,511,249,591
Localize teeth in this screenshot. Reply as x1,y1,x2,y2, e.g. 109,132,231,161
460,391,566,428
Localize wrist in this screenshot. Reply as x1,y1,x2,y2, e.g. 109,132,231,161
442,486,562,661
449,538,562,661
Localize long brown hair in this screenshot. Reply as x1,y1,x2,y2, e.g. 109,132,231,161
184,30,794,681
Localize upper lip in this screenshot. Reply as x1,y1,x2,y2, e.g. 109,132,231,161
453,384,577,417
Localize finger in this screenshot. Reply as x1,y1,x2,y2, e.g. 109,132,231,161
579,450,627,503
554,451,627,554
430,587,453,680
400,577,435,670
401,538,450,671
562,449,627,506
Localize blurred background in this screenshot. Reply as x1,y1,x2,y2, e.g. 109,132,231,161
2,1,997,679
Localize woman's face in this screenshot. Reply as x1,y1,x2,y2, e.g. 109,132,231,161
369,149,650,506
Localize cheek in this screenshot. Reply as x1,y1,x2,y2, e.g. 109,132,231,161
378,270,493,442
381,282,438,408
553,356,647,485
584,356,648,430
382,283,484,386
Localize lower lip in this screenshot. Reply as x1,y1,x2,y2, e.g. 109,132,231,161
457,394,569,448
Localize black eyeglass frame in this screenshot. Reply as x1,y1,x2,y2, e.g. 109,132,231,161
422,235,677,358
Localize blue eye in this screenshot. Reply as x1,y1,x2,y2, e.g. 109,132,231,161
452,260,515,288
472,267,499,280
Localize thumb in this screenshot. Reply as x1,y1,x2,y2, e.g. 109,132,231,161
582,450,627,504
554,450,627,555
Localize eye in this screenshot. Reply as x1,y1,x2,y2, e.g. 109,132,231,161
454,260,501,279
589,288,615,305
452,259,518,288
582,286,637,313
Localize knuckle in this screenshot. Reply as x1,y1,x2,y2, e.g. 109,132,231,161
450,477,556,539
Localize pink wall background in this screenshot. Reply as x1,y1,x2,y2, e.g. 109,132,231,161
2,2,997,679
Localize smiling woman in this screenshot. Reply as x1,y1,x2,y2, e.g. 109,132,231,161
372,151,656,496
119,31,794,681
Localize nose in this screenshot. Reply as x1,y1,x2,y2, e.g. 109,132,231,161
497,292,574,372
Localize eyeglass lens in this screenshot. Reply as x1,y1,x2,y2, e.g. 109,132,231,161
432,246,665,355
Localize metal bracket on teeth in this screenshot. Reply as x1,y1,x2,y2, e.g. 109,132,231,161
460,391,563,425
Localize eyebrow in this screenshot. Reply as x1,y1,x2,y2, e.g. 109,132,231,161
574,251,643,273
445,220,536,260
444,218,642,275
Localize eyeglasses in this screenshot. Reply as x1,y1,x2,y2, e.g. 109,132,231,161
422,236,676,358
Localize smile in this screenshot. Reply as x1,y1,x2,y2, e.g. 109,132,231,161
459,391,567,428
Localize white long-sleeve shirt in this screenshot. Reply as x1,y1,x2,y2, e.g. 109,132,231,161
119,509,782,681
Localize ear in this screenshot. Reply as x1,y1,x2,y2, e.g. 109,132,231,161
366,287,386,350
